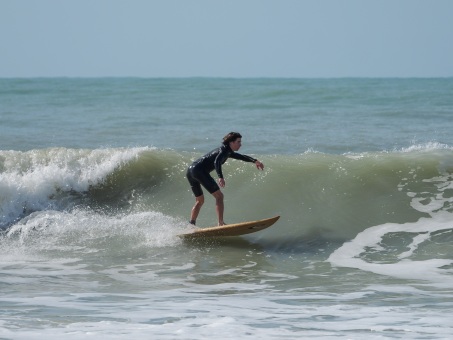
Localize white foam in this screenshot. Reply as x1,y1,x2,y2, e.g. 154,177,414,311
2,288,452,339
1,209,183,262
400,142,453,153
0,147,149,226
328,213,453,284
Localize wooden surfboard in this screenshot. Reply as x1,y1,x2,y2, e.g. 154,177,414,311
179,215,280,239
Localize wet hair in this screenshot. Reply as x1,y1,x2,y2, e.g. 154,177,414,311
222,132,242,145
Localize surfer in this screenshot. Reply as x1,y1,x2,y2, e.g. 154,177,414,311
186,132,264,226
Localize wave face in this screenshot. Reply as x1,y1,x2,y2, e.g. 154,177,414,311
2,145,452,241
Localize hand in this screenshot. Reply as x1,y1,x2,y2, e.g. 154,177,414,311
218,178,225,188
255,160,264,170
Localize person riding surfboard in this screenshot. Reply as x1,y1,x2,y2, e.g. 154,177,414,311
186,132,264,226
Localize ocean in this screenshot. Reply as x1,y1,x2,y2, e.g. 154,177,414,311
1,78,453,339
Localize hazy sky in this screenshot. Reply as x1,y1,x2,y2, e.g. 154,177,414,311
1,0,452,78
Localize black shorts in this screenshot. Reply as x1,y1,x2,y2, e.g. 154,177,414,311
186,165,220,197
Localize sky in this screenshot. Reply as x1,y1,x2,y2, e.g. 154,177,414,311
1,0,452,78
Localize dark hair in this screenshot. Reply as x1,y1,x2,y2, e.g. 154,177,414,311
222,132,242,145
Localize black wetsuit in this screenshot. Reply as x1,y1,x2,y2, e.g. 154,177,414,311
186,144,257,197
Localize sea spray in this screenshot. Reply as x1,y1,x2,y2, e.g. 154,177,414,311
0,147,148,228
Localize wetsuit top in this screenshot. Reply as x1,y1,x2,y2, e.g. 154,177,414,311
191,144,257,179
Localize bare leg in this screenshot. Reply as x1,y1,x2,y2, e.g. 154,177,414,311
211,190,225,226
190,195,204,224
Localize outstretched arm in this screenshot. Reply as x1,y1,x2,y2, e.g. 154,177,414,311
230,152,264,170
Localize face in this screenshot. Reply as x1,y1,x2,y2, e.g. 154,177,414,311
229,138,242,151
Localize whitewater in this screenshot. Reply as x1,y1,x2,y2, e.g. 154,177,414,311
1,78,453,339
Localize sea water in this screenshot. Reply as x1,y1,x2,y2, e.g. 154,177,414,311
1,78,453,339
